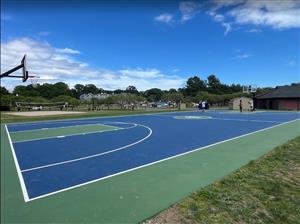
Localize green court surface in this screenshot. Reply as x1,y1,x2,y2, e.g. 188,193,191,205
10,124,119,142
1,119,300,223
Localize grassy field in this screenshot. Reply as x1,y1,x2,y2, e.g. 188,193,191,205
0,108,184,123
145,136,300,224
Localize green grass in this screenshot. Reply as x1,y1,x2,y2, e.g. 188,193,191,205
147,136,300,224
10,123,119,142
1,108,183,124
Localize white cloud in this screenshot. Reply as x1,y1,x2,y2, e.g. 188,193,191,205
222,22,232,35
119,68,164,79
154,13,174,24
212,0,245,9
154,1,200,25
207,11,232,35
55,48,80,54
1,38,185,91
155,0,299,32
247,28,261,32
179,1,200,22
210,0,300,30
214,14,225,22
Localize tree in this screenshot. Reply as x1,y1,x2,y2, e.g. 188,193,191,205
110,94,128,109
169,88,177,93
51,95,80,106
114,89,123,94
83,84,98,94
90,97,99,109
35,84,48,98
109,94,145,110
0,86,9,95
22,96,48,103
13,85,39,97
102,97,115,109
74,84,84,98
194,91,213,102
126,86,138,94
144,88,163,102
207,75,221,89
230,84,243,93
185,76,206,96
0,95,16,111
52,82,71,96
161,92,183,103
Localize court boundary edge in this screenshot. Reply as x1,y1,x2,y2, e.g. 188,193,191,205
24,118,300,202
5,125,29,202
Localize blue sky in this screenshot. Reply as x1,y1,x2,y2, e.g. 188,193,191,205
1,0,299,90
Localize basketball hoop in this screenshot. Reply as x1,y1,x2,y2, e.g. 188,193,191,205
28,76,40,88
243,84,257,94
243,85,249,94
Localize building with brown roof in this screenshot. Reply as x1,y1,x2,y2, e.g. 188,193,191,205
255,85,300,110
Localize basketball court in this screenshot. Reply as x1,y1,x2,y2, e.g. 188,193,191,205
1,109,299,223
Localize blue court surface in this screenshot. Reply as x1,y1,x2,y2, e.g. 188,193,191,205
5,110,300,202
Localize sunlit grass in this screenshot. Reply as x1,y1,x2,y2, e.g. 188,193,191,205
147,136,300,224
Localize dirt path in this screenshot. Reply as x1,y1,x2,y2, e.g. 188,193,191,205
5,111,85,117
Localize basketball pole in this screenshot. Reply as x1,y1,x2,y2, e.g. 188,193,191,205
252,92,256,111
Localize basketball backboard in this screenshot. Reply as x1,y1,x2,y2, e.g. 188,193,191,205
21,55,29,82
243,84,257,94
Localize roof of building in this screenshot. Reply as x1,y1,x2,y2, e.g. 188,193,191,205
256,85,300,99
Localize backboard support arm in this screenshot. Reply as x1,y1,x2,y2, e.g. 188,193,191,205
0,64,24,78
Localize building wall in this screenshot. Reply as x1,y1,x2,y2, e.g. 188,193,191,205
278,99,299,110
229,97,253,111
256,99,267,109
256,98,300,110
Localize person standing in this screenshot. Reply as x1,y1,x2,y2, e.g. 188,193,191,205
198,100,201,110
205,100,209,110
202,100,206,112
239,99,243,112
250,101,254,111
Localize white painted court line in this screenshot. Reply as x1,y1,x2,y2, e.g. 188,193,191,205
6,109,201,127
148,114,284,123
23,118,300,202
211,118,283,123
20,123,152,173
6,109,299,127
218,112,263,114
5,125,30,202
10,122,119,133
12,129,117,143
12,124,137,143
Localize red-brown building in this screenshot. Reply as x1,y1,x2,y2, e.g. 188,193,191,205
255,85,300,110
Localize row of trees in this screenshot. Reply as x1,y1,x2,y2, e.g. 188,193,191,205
5,75,245,99
1,74,271,110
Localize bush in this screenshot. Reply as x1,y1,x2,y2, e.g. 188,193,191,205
51,95,80,106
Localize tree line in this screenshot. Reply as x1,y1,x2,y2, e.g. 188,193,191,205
0,74,271,110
